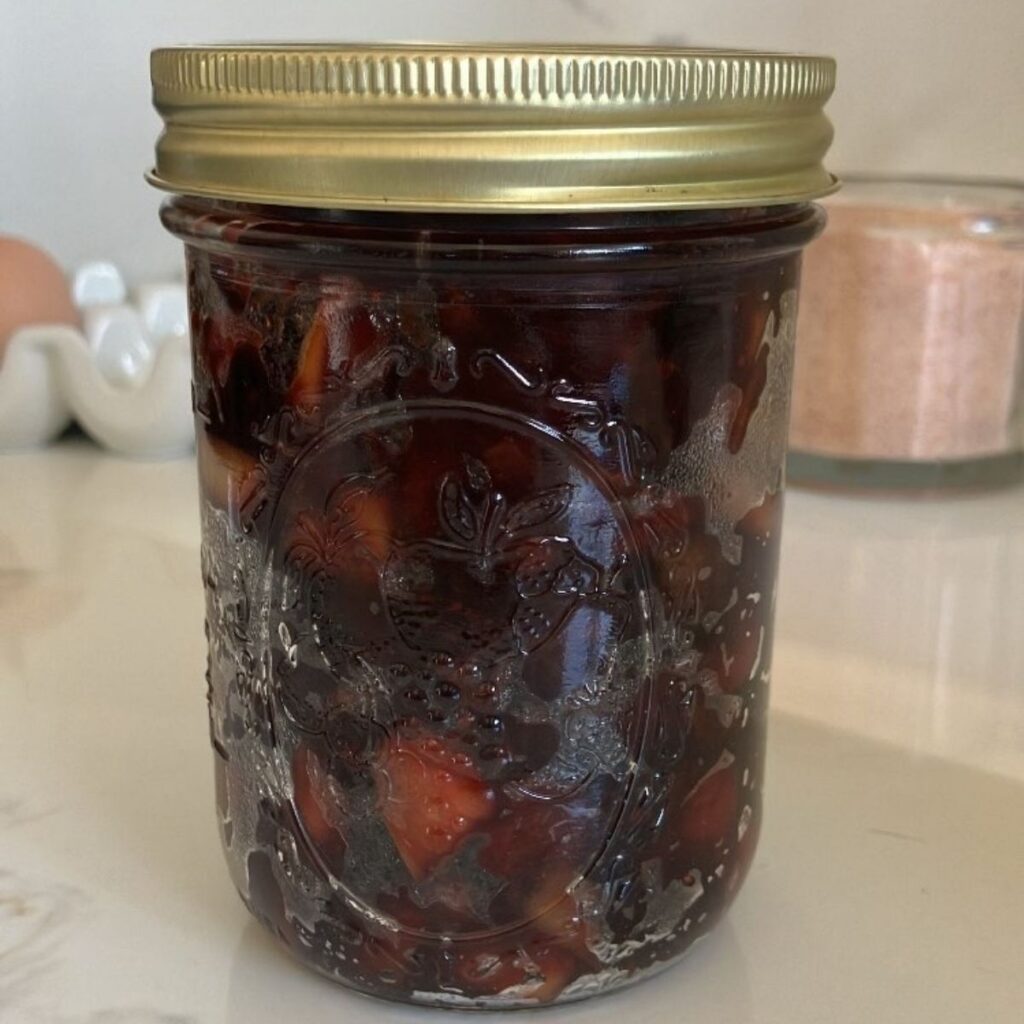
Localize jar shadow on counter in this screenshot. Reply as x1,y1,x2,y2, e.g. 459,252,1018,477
224,914,753,1023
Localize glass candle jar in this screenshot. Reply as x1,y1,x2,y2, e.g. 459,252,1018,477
150,44,835,1008
789,177,1024,492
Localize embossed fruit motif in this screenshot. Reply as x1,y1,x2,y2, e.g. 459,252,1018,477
175,197,818,1007
281,450,604,683
381,455,591,660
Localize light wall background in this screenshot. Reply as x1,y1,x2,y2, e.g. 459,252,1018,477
2,0,1022,282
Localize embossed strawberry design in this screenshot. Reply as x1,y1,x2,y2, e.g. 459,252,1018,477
380,454,598,664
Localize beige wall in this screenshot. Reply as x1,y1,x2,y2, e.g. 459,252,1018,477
2,0,1021,279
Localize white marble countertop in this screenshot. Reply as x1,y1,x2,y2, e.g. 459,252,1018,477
2,440,1022,1023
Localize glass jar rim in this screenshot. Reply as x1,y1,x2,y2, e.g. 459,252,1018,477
826,173,1024,208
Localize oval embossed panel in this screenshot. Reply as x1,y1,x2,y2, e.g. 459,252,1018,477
267,402,653,939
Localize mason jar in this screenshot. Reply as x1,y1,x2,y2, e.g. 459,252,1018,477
150,44,836,1008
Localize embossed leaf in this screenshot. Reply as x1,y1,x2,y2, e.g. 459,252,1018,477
512,594,574,654
462,453,492,495
326,480,372,529
514,538,575,598
553,555,600,597
503,484,572,538
288,512,330,570
513,603,555,653
440,475,479,543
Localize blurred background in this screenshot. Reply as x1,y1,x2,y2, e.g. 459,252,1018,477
3,0,1023,282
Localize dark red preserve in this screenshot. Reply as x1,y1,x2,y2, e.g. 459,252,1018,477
151,44,836,1009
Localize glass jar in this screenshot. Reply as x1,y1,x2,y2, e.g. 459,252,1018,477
150,44,835,1008
789,177,1024,492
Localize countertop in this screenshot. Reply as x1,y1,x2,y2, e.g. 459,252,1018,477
1,440,1022,1023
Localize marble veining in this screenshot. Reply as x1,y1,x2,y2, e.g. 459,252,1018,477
560,0,616,28
0,797,59,831
0,870,82,1011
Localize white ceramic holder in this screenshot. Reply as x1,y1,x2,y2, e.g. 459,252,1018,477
0,263,193,458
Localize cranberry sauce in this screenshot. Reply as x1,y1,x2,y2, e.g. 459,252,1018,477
163,198,821,1007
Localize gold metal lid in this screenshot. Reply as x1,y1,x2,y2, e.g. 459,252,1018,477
148,43,837,212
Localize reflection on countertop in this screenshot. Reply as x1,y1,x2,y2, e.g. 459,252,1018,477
775,484,1024,780
0,440,1021,1023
